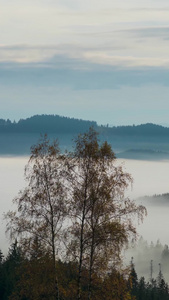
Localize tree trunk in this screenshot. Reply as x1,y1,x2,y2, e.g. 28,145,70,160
88,224,95,300
77,211,85,300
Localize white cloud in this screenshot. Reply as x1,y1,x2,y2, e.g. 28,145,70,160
0,40,169,68
83,52,169,68
0,1,169,68
0,45,61,63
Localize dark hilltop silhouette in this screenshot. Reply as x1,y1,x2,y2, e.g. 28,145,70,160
1,114,169,158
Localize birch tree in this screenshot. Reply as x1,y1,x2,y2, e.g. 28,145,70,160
65,128,146,300
5,135,67,300
5,130,146,300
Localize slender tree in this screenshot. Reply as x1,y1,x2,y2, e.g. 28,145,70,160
5,135,67,300
65,128,146,300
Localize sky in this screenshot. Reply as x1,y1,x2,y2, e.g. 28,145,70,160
1,0,169,125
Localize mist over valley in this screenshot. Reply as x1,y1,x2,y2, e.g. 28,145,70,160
1,115,169,287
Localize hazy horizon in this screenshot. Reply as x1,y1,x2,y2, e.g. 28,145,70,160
1,113,169,128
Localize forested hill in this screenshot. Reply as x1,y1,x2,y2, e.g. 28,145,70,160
1,115,169,156
101,123,169,137
0,115,97,134
0,114,169,136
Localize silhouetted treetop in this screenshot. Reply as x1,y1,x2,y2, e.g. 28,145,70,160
0,115,169,136
0,115,97,134
102,122,169,137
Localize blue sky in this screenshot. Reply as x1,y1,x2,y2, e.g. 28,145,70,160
1,0,169,125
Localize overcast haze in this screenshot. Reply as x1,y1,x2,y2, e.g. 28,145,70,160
1,0,169,125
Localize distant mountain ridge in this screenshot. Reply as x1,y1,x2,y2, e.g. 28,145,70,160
0,115,97,134
1,115,169,157
102,123,169,137
1,114,169,136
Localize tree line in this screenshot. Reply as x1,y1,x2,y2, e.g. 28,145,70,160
0,115,97,134
129,258,169,300
127,237,169,283
1,243,169,299
2,128,147,299
1,114,169,137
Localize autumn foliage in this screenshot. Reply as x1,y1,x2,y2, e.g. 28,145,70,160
4,129,147,300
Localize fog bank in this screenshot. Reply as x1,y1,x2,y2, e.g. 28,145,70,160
1,157,169,254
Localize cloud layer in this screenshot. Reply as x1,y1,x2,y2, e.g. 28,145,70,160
1,1,169,68
0,0,169,125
